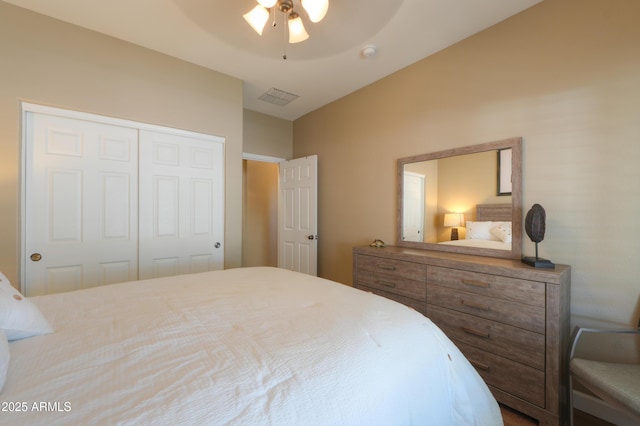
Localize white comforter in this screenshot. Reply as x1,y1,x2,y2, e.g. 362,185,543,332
1,267,501,425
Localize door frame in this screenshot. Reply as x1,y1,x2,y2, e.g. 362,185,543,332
241,153,284,268
242,153,285,164
20,102,226,293
241,153,319,276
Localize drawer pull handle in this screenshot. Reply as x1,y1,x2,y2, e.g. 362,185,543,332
462,327,490,339
377,264,397,271
461,300,490,311
377,280,396,288
461,279,490,288
470,360,491,371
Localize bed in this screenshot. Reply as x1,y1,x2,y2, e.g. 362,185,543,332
1,267,502,425
439,204,513,251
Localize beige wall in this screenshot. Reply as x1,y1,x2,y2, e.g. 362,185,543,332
0,3,244,285
243,109,293,160
243,161,279,267
293,0,640,328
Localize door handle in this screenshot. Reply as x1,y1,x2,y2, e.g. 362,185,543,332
307,235,318,240
30,253,42,262
214,242,221,248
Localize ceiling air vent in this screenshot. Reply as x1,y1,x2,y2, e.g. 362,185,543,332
258,88,299,106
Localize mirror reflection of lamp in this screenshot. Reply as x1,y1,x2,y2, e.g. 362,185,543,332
444,213,464,241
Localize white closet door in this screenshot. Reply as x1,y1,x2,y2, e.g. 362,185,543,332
138,130,224,279
24,112,139,296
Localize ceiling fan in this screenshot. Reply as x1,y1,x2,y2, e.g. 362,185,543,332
243,0,329,44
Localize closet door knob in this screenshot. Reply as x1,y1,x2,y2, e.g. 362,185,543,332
30,253,42,261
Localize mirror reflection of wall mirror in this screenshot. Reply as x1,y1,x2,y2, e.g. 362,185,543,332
397,137,522,259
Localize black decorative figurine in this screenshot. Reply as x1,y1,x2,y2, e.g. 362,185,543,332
522,204,555,268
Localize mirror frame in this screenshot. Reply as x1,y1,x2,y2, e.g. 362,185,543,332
397,137,522,259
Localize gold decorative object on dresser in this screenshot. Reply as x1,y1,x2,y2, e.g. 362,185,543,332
353,245,571,426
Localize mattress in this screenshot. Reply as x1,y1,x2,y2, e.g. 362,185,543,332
1,267,502,425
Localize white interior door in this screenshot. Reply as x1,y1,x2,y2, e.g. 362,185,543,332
24,112,139,296
403,171,425,242
278,155,318,276
138,130,224,279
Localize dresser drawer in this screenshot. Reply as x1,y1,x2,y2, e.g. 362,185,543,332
428,284,545,333
456,341,545,408
428,304,544,369
356,269,426,301
353,246,571,425
356,285,427,316
355,254,426,281
427,266,545,308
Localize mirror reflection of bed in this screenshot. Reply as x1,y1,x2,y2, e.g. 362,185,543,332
398,137,522,259
438,203,512,251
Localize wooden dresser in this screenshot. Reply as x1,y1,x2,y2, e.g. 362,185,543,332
353,245,571,426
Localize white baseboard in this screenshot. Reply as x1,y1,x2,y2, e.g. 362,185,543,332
573,390,638,426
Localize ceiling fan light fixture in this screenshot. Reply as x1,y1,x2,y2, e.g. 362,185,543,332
243,0,327,53
243,5,270,35
301,0,329,23
288,12,309,43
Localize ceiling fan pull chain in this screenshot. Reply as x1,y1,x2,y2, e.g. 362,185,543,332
282,10,288,60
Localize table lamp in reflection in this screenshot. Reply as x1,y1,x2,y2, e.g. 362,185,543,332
444,213,464,241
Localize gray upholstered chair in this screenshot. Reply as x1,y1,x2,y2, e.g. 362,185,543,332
568,325,640,425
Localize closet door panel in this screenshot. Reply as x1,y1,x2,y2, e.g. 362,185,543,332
138,130,224,280
24,112,139,296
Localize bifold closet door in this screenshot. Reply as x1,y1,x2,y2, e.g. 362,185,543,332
24,112,139,296
24,108,225,296
138,130,224,279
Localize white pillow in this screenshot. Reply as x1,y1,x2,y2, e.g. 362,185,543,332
0,330,8,392
0,272,54,341
490,223,513,243
466,221,502,241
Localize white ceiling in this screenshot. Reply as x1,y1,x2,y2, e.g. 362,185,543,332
5,0,541,120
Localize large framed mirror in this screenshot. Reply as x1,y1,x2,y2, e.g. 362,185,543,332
397,137,522,259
